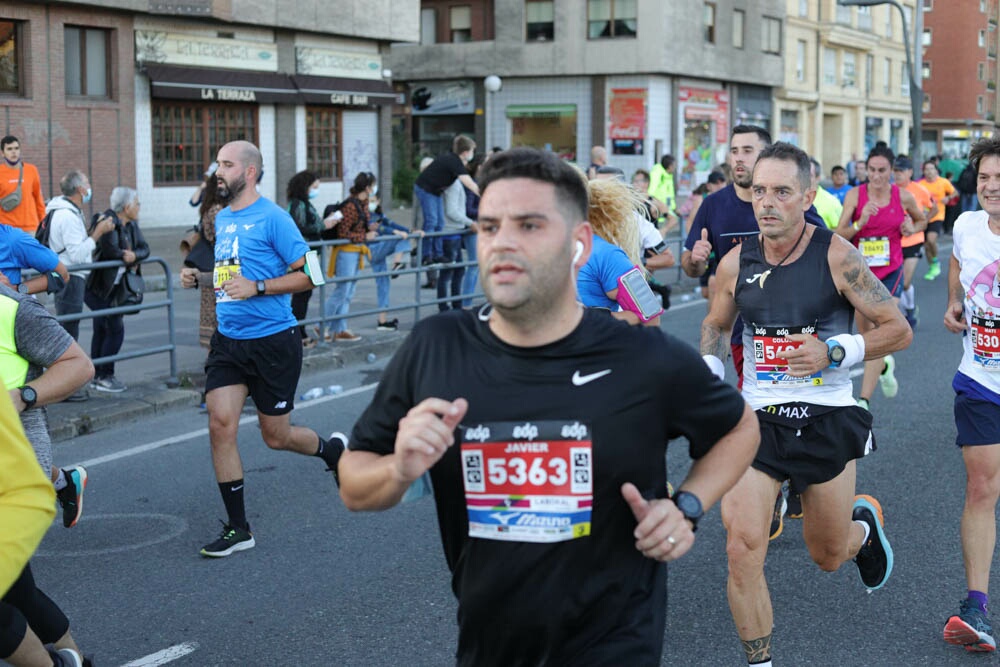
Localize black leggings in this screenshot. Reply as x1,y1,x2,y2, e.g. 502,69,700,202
0,563,68,658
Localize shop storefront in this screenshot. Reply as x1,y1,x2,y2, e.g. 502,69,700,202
506,104,577,160
409,80,476,157
677,86,729,194
133,26,393,225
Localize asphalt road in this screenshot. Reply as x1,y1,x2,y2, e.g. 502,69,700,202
32,250,988,666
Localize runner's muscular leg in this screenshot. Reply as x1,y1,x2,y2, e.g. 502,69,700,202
961,444,1000,592
258,411,321,455
722,467,781,643
207,384,249,482
800,459,864,570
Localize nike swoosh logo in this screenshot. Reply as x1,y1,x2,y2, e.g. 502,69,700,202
230,485,244,492
572,369,612,386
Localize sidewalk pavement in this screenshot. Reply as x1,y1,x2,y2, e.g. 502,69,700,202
45,205,698,442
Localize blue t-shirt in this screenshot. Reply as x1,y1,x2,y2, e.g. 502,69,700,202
0,226,59,286
828,183,851,204
213,197,309,340
684,184,825,345
577,235,635,310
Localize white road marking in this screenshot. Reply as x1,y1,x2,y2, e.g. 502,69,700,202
120,642,199,667
74,383,379,469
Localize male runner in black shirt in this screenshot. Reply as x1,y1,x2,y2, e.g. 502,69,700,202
339,147,760,665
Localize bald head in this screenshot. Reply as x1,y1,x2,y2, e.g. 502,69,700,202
216,140,263,208
224,140,262,174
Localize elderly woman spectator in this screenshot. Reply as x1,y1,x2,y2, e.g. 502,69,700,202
83,186,149,392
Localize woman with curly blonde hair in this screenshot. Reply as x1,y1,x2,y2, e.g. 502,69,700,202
576,174,661,325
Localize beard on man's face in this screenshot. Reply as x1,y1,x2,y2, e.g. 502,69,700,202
217,175,246,200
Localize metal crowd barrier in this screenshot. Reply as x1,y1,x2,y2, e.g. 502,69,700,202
55,256,179,386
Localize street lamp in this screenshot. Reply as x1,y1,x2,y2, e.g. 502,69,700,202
838,0,923,165
484,75,503,150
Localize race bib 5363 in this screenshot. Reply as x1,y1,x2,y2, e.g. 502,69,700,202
460,420,592,543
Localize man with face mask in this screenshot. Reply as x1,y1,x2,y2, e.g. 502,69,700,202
45,170,114,348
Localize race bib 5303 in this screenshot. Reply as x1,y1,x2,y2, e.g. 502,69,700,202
971,315,1000,370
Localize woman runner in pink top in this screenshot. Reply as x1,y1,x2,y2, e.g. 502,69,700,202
836,145,926,409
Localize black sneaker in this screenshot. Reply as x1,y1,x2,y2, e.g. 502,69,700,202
200,521,255,557
57,466,88,528
769,487,787,541
945,598,997,652
377,318,399,331
853,494,893,590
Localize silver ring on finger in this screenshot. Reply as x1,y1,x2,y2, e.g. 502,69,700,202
666,535,677,546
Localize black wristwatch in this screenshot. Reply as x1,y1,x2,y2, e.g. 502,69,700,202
672,491,704,532
255,279,266,297
826,339,846,369
17,282,29,294
18,385,37,410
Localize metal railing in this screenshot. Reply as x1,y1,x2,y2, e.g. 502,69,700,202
55,256,179,386
303,228,483,336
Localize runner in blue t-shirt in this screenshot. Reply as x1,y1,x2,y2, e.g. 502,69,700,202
178,140,347,558
0,225,68,295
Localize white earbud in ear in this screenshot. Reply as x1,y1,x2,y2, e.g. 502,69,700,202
573,240,584,264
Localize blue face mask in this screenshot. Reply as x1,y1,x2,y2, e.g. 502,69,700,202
83,187,93,204
308,189,319,199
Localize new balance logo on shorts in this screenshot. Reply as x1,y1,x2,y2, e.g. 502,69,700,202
275,401,288,409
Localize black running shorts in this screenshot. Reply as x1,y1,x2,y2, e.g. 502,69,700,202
926,220,944,235
902,243,924,260
205,327,302,416
752,403,875,494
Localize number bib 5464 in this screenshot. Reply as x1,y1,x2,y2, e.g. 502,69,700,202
751,324,823,386
971,315,1000,370
460,420,593,543
859,237,890,267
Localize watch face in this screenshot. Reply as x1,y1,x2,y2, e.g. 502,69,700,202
20,386,36,405
830,345,846,363
675,492,703,519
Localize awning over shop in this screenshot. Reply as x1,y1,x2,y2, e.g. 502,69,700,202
143,64,300,104
505,104,577,118
291,75,398,107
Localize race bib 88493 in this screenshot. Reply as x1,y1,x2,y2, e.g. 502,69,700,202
461,420,593,543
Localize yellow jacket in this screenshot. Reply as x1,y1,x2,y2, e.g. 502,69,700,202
0,391,55,595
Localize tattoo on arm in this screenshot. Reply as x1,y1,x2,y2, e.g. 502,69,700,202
841,249,893,306
700,322,729,360
742,634,772,663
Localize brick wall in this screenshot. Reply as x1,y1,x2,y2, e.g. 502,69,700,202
1,2,135,218
924,2,991,120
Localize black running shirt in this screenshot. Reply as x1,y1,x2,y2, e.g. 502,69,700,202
350,308,747,666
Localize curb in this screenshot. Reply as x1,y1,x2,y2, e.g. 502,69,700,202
47,333,407,442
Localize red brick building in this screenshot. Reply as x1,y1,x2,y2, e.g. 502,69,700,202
1,3,135,220
2,2,415,228
922,0,1000,157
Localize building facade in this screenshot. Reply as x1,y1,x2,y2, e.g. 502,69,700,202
922,0,999,160
775,0,918,174
388,0,786,196
1,1,417,228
